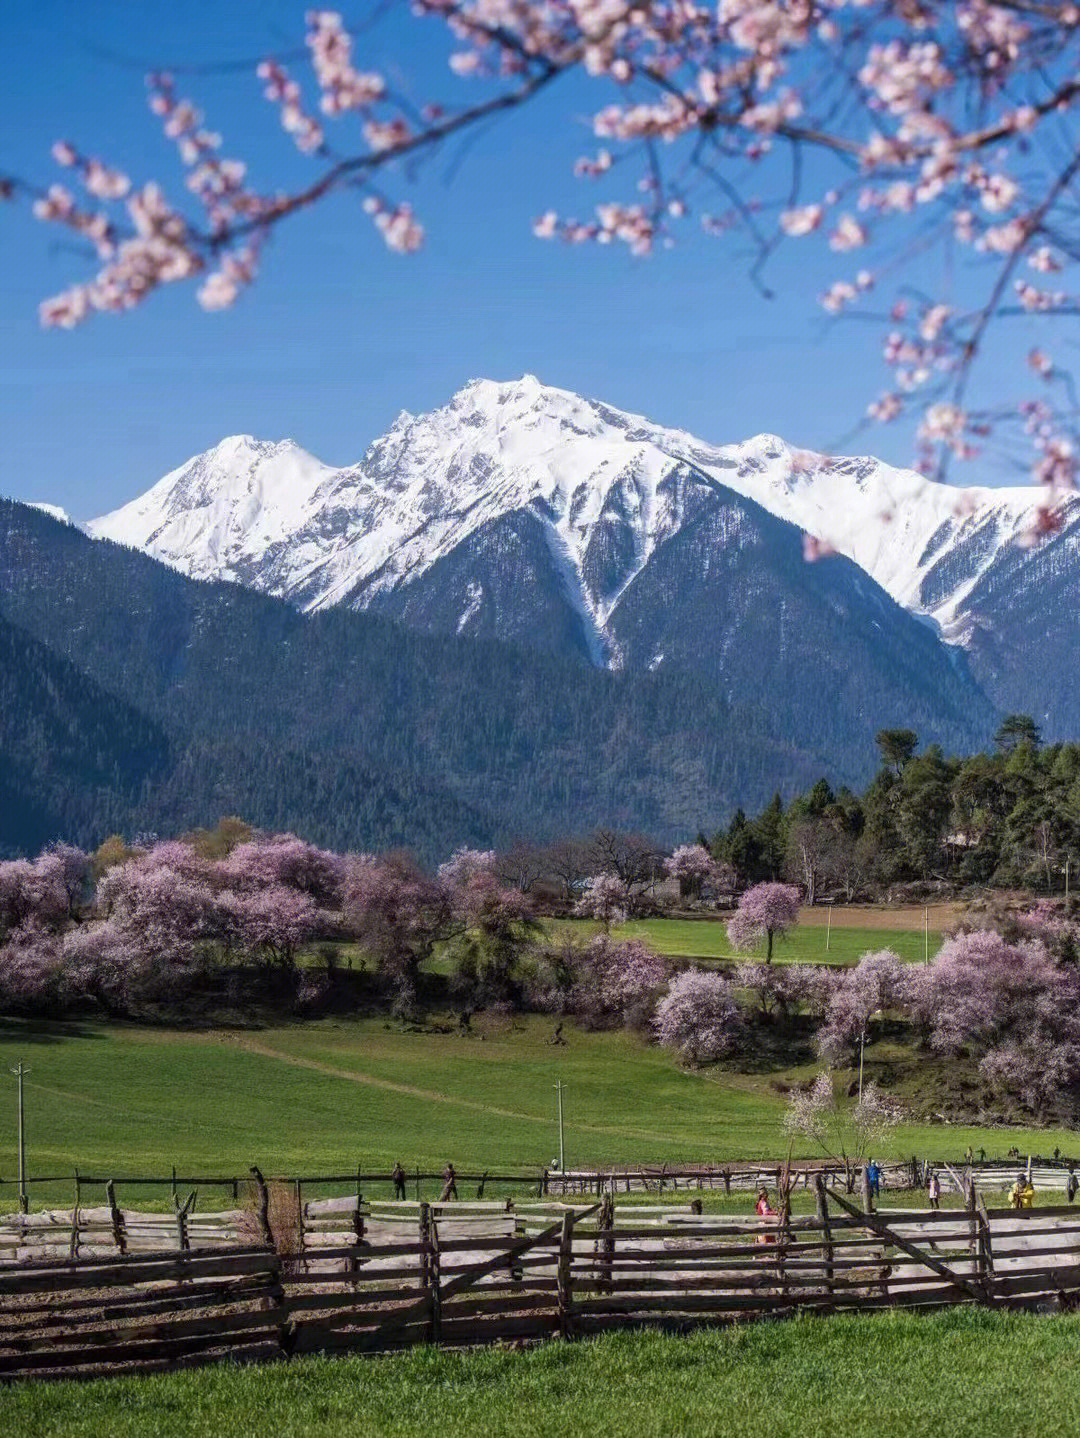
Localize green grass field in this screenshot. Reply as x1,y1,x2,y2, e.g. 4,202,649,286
545,912,946,966
0,1009,1070,1211
4,1309,1078,1437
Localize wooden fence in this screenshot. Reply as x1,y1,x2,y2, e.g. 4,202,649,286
7,1155,1076,1209
4,1183,1080,1382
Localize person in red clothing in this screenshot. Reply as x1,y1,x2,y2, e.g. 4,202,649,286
755,1186,778,1245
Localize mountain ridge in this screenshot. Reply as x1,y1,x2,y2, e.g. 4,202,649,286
82,375,1080,736
87,374,1065,642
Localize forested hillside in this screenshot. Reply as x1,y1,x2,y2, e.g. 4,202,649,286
0,499,998,859
716,722,1080,896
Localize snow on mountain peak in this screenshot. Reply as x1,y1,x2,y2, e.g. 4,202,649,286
29,502,78,528
85,378,1069,653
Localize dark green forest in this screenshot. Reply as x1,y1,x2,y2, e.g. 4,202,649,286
712,720,1080,895
1,499,994,861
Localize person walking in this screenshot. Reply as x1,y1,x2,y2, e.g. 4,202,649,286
927,1170,941,1211
1068,1169,1078,1205
866,1158,882,1204
1010,1173,1035,1209
755,1187,778,1246
392,1161,407,1201
440,1162,458,1202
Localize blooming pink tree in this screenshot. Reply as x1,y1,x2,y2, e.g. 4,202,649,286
552,934,670,1030
437,847,497,889
816,948,909,1060
727,882,800,962
229,886,323,968
342,852,453,1014
654,968,743,1065
0,846,88,935
97,847,221,952
576,873,630,930
664,839,730,897
448,868,539,1004
906,928,1080,1117
222,835,346,909
0,921,64,1011
734,959,802,1021
12,5,1080,499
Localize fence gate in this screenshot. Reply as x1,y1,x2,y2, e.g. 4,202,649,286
286,1211,593,1355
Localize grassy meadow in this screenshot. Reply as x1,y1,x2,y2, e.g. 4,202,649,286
4,1309,1079,1437
0,1005,1071,1210
2,907,1061,1212
543,904,956,965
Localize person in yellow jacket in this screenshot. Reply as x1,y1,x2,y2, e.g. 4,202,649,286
1009,1174,1035,1209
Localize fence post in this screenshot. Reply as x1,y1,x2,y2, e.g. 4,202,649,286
105,1179,127,1257
430,1211,442,1344
966,1179,983,1271
557,1211,575,1340
69,1169,81,1262
351,1166,365,1277
814,1177,834,1307
598,1192,614,1295
419,1202,436,1340
975,1188,995,1303
249,1166,274,1248
175,1191,192,1254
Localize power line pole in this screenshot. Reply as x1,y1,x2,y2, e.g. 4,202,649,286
10,1062,30,1214
554,1079,566,1175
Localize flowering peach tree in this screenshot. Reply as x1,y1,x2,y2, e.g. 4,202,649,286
6,3,1080,508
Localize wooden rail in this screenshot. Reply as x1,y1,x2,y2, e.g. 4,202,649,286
4,1194,1080,1382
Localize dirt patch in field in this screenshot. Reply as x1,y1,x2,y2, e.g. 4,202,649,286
796,905,962,932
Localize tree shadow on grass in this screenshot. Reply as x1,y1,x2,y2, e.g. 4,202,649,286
0,1016,103,1045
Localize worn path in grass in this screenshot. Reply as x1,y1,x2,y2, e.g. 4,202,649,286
1,1016,1075,1207
3,1309,1078,1437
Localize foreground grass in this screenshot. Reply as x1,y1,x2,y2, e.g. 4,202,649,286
0,1014,1072,1214
4,1309,1078,1437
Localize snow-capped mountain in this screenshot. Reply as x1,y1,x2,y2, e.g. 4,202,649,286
88,375,1080,733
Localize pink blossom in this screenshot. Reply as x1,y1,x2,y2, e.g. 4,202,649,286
727,882,800,961
654,968,742,1064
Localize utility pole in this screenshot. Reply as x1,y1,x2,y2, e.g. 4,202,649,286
924,906,929,965
554,1079,566,1175
858,1030,866,1104
858,1009,882,1104
1067,857,1071,902
10,1062,29,1214
825,902,832,953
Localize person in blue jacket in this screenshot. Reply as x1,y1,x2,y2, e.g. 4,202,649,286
866,1158,882,1203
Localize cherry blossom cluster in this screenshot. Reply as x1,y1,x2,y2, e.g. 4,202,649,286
12,2,1080,493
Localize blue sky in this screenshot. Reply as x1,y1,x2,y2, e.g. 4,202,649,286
1,1,1043,520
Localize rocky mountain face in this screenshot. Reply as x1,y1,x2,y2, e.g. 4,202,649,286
88,376,1079,735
